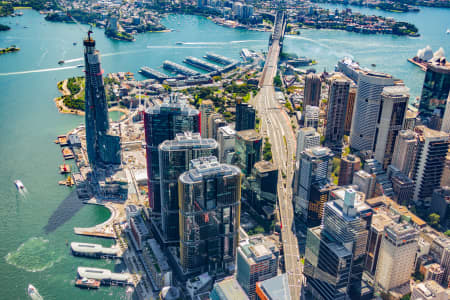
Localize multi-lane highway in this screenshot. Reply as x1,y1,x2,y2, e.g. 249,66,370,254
253,11,303,300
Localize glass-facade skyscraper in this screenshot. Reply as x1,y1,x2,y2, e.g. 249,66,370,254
235,101,256,131
144,94,200,212
178,156,241,276
158,132,218,244
83,30,120,166
418,64,450,130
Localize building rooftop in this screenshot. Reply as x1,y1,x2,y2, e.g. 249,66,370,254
219,126,236,136
414,280,449,299
257,273,291,300
366,196,426,227
145,93,199,116
180,156,241,183
253,160,277,173
371,213,395,233
211,276,249,300
382,85,410,97
159,132,218,151
415,125,450,139
236,129,261,142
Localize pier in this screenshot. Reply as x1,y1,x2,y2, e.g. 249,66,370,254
184,56,221,72
204,52,237,65
77,267,134,286
163,60,200,77
139,66,169,81
71,242,122,259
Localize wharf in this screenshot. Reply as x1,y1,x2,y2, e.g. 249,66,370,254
184,56,220,72
204,52,236,65
139,66,168,81
71,242,122,258
163,60,200,77
407,58,427,71
62,148,74,159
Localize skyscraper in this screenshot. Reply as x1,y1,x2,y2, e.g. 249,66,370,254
236,101,256,131
248,161,278,213
391,129,418,178
158,132,218,244
83,30,121,166
303,105,320,129
178,157,241,276
294,147,333,221
374,86,409,169
200,100,214,138
217,126,236,163
411,126,450,206
353,170,376,199
325,75,351,153
322,189,373,297
304,73,322,107
344,87,357,136
144,94,200,212
350,71,395,152
375,223,419,291
295,127,320,160
338,154,360,186
418,64,450,130
234,130,262,176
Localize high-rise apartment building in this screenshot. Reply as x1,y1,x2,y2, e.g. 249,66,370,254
296,127,320,160
338,154,360,186
211,117,227,141
353,170,376,199
391,129,418,178
418,63,450,130
178,157,241,276
375,223,419,291
374,86,409,169
344,87,357,135
236,240,278,299
158,132,218,244
200,100,214,138
412,126,450,206
304,73,322,107
144,94,200,212
325,75,351,153
350,71,395,152
234,130,262,176
236,101,256,131
83,30,121,166
430,187,450,230
294,147,333,221
217,126,236,163
304,105,320,129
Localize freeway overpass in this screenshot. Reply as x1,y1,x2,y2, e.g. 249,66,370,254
252,10,304,300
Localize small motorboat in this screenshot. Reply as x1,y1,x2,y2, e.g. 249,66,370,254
371,63,376,67
14,180,25,191
175,41,184,45
58,60,64,64
73,42,77,45
27,284,43,300
76,64,83,68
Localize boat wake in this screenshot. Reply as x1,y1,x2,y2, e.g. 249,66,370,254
5,237,63,272
182,39,265,45
63,57,83,63
0,65,78,76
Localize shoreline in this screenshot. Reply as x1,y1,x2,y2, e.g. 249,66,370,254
54,96,129,116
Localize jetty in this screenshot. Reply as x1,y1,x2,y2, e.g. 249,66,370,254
71,242,122,259
163,60,200,77
204,52,237,65
139,66,169,81
184,56,221,72
77,267,134,286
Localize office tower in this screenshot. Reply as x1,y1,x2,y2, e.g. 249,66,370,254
391,129,418,178
404,109,418,130
350,71,395,152
441,94,450,133
374,86,409,169
255,274,291,300
353,170,376,199
178,157,241,276
208,113,222,139
411,280,448,300
295,147,333,221
158,132,218,244
211,118,227,141
308,182,337,227
304,73,322,107
364,159,395,198
322,189,372,297
338,154,360,186
390,172,415,205
236,240,278,299
248,161,278,214
218,126,236,163
304,226,353,300
325,75,351,153
144,94,200,212
234,130,262,176
236,101,256,131
411,126,450,206
304,105,320,129
200,100,214,138
430,187,450,230
418,64,450,130
344,87,357,135
375,223,419,291
83,30,121,166
296,127,320,160
424,264,445,284
210,277,249,300
430,237,450,287
364,213,394,276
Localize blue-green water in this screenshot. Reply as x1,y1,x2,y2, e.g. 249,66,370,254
0,6,448,299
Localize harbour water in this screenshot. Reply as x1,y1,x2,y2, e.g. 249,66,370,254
0,6,448,299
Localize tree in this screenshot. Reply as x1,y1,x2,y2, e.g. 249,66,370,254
445,230,450,237
428,213,440,228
